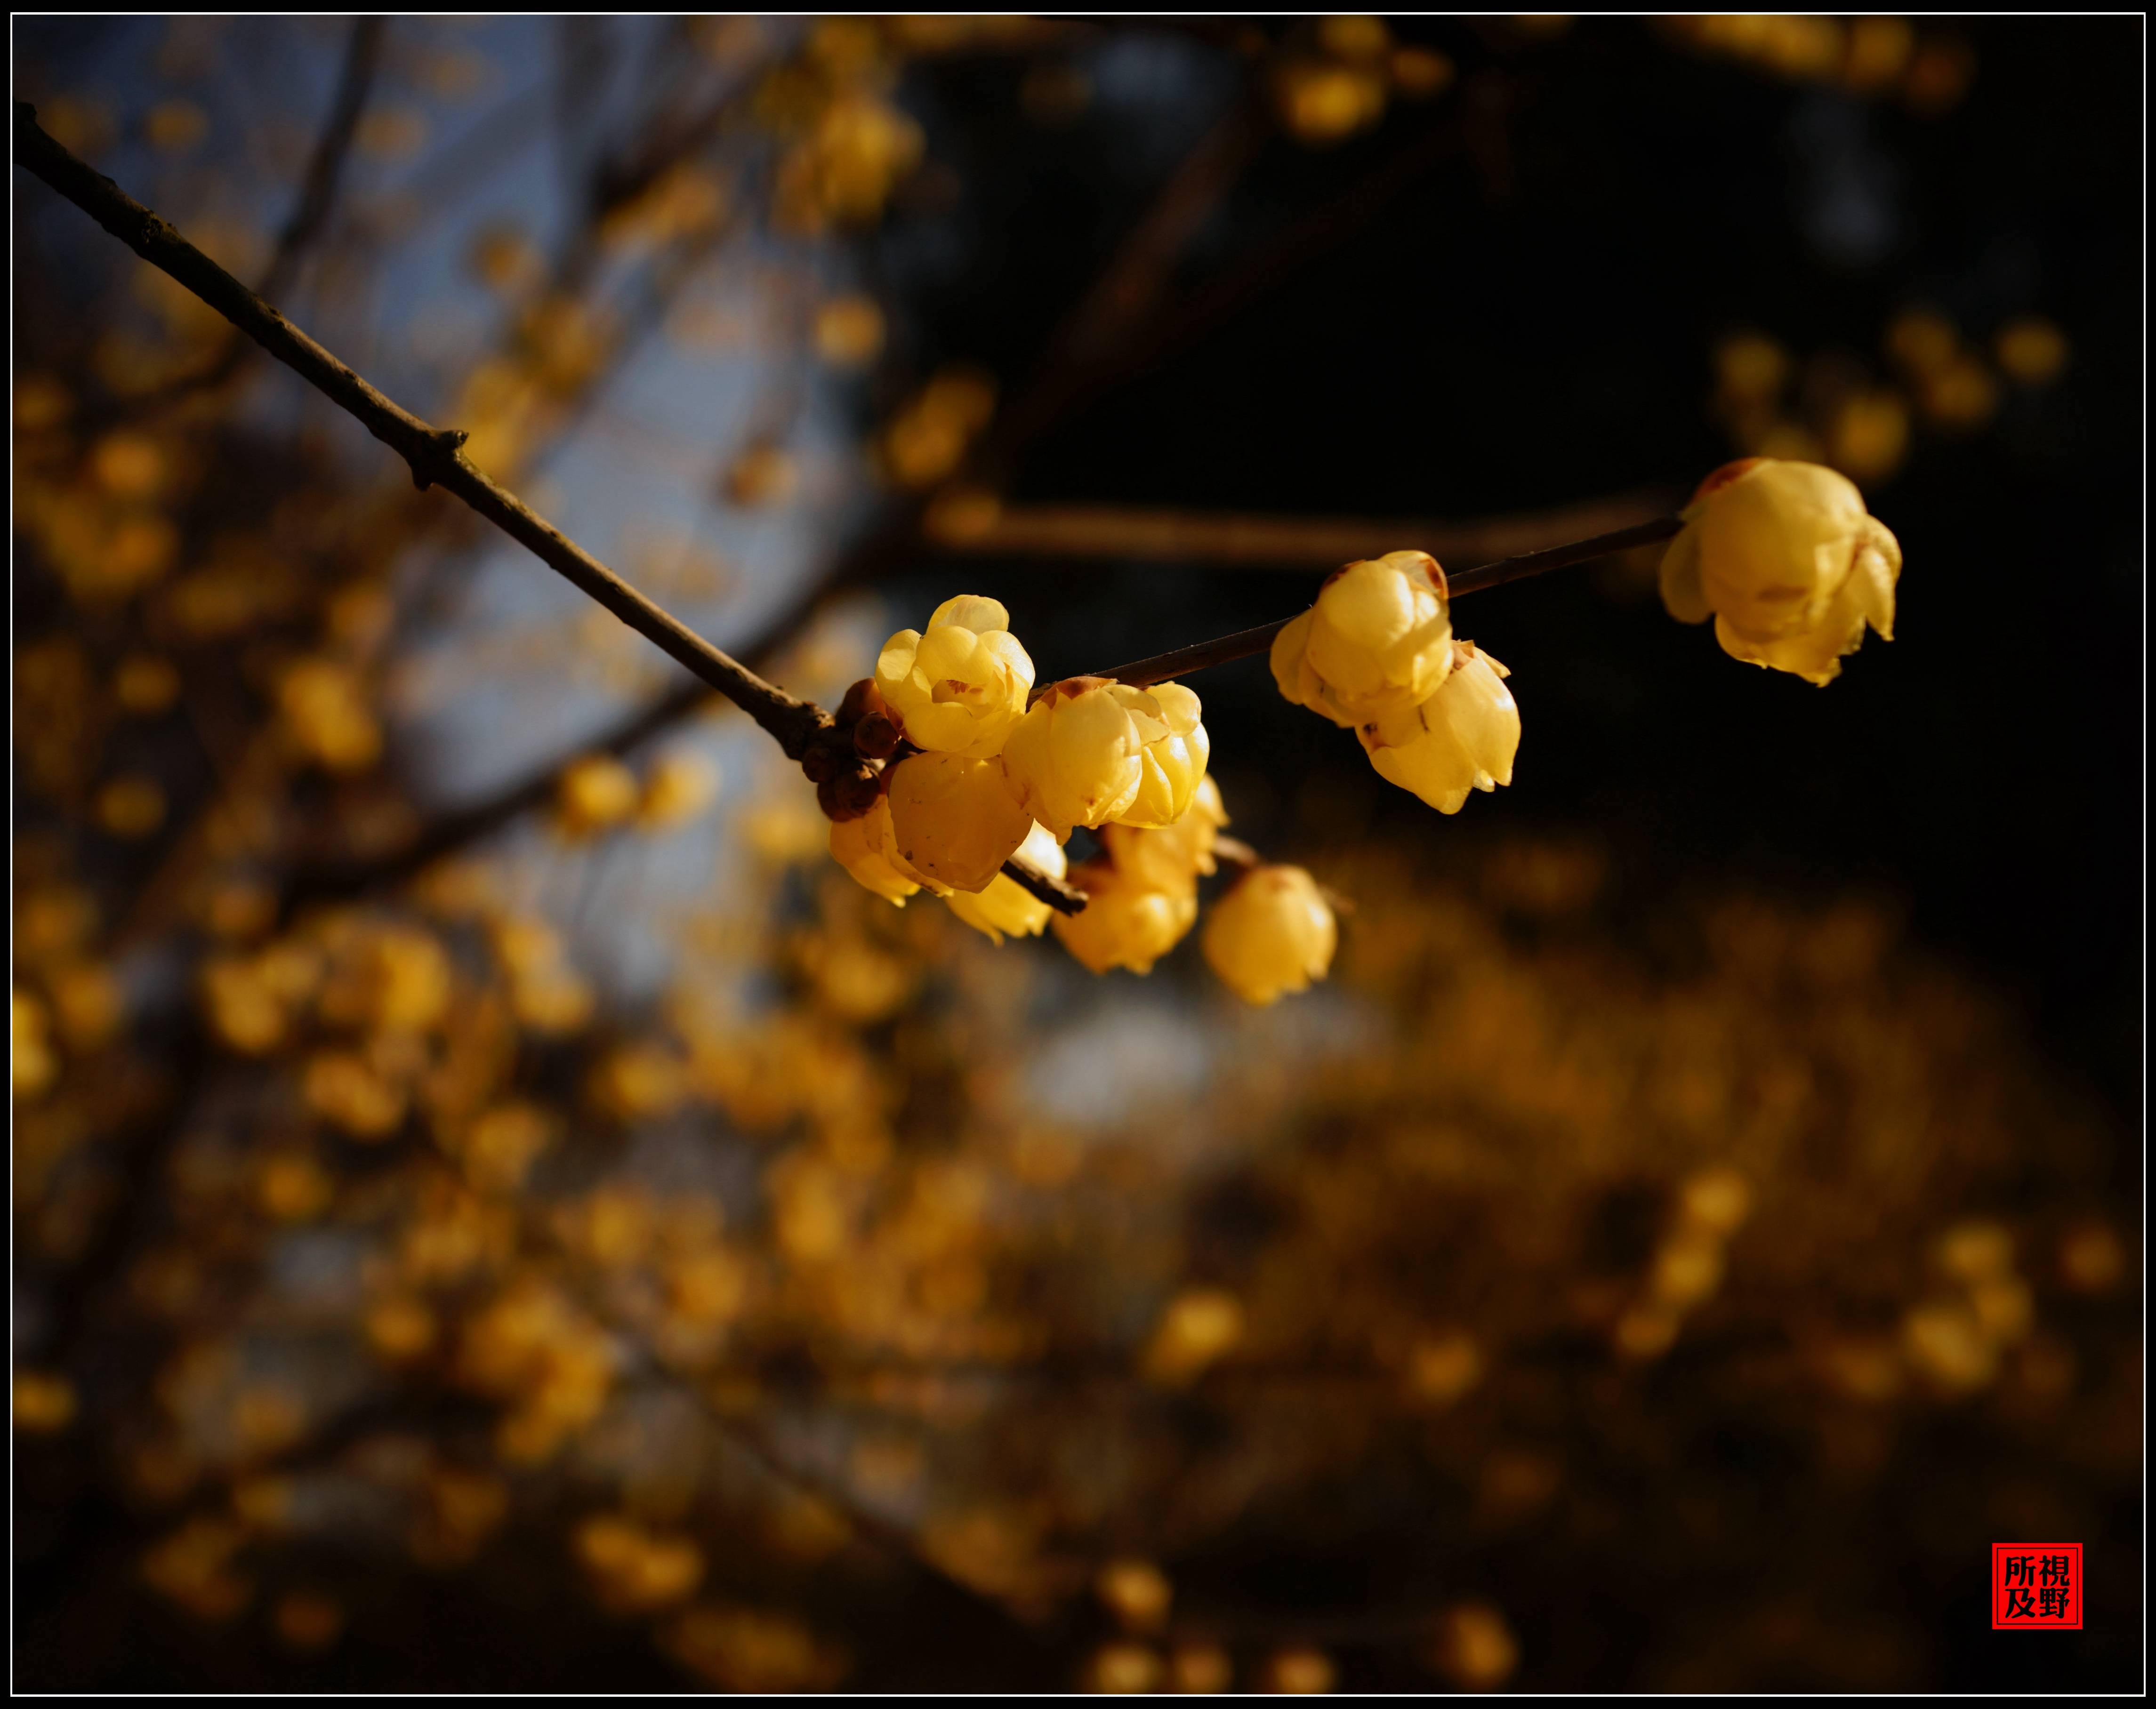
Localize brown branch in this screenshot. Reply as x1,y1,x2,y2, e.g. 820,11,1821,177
17,101,829,761
998,854,1086,913
977,94,1272,484
120,17,386,413
925,491,1672,570
1062,514,1685,692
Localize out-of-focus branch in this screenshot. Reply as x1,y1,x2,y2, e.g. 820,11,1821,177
975,94,1272,485
1060,515,1685,691
16,105,1080,915
1017,98,1471,463
926,491,1673,570
122,17,385,413
263,17,389,297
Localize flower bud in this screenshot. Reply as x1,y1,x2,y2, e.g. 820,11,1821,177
1658,457,1901,686
851,711,900,760
884,751,1032,893
1270,550,1453,727
873,595,1034,757
1098,775,1229,895
1051,858,1199,976
1111,682,1211,829
946,820,1067,944
1357,641,1519,813
1202,865,1337,1005
835,677,887,728
815,768,883,822
1000,677,1172,838
828,795,944,906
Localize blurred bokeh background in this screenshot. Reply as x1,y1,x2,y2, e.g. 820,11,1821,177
12,15,2141,1692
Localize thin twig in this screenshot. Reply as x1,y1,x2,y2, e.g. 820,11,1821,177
121,17,385,413
1062,515,1684,692
18,101,827,760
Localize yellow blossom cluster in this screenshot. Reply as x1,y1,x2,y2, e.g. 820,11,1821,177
826,595,1313,998
456,1277,617,1463
1273,17,1456,148
761,20,925,233
1711,313,2064,487
1663,15,1976,114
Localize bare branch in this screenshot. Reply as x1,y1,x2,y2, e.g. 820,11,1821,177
17,102,829,761
925,491,1673,570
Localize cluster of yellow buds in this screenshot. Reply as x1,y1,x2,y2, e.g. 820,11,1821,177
830,595,1215,906
1271,550,1520,815
823,597,1328,1001
1658,458,1901,685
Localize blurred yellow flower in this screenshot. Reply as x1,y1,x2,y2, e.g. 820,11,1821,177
14,988,58,1100
1202,864,1337,1006
1142,1287,1243,1382
1098,774,1229,896
1096,1557,1172,1632
555,754,640,837
1051,858,1198,977
14,1370,77,1433
279,658,383,773
637,751,721,830
1276,59,1387,145
1430,1603,1519,1690
813,294,885,365
1994,316,2069,385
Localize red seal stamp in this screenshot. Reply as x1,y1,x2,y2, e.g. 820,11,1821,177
1991,1542,2083,1629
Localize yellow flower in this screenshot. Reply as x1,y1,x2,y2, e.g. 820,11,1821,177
1658,457,1901,686
828,794,945,906
1051,859,1199,976
947,820,1068,944
1270,550,1453,727
999,677,1173,838
1202,865,1337,1005
1098,776,1229,896
873,595,1034,757
1112,682,1211,829
555,754,639,836
14,988,57,1100
884,752,1033,893
1357,641,1519,813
